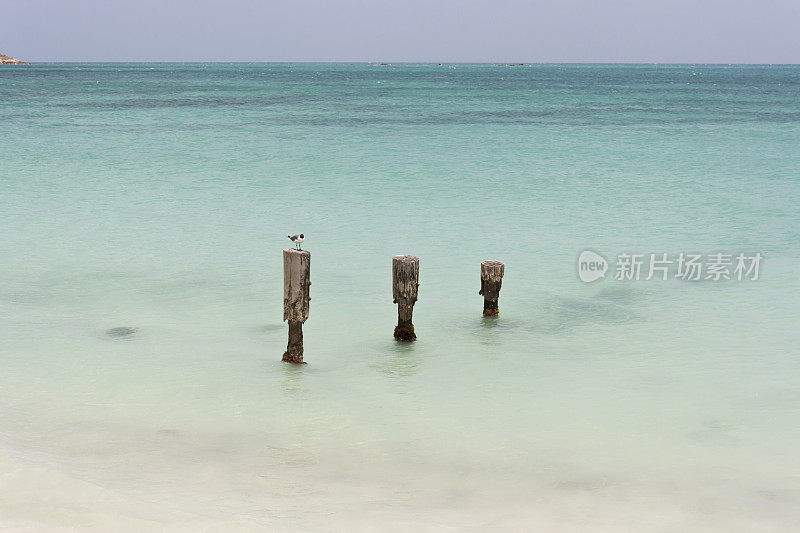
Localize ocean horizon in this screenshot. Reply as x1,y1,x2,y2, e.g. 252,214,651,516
16,61,800,65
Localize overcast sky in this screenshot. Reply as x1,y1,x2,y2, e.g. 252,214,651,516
2,0,800,63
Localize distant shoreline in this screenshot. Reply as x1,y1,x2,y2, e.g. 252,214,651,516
0,53,28,65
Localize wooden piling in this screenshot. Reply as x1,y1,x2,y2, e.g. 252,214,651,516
282,248,311,363
479,260,504,316
392,255,419,341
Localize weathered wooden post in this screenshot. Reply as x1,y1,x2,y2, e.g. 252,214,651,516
479,260,504,316
282,249,310,363
392,255,419,341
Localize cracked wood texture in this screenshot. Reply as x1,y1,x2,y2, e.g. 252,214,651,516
392,255,419,341
479,260,504,316
283,249,310,363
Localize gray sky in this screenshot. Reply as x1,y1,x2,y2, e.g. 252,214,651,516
2,0,800,63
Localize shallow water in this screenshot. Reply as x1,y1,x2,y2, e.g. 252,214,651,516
1,63,799,530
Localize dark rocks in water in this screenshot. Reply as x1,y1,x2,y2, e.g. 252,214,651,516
593,285,641,305
106,327,137,337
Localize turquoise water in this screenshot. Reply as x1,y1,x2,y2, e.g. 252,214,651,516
1,63,799,530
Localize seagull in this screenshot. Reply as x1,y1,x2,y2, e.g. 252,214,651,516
288,233,305,250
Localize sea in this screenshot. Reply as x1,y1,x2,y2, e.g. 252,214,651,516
1,63,799,531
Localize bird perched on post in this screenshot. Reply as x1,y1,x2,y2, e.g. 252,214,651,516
288,234,305,250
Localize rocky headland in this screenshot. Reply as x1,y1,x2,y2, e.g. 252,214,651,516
0,53,29,65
